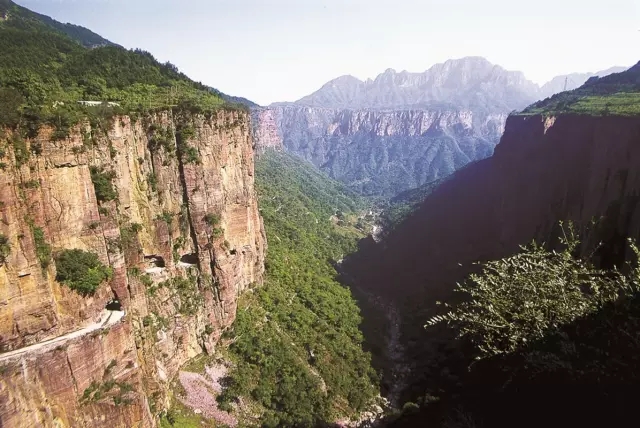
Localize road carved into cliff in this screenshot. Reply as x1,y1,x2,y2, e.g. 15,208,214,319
0,310,125,363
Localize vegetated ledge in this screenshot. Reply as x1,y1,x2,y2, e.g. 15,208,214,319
517,91,640,117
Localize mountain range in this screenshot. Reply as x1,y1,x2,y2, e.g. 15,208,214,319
253,57,627,197
276,57,627,112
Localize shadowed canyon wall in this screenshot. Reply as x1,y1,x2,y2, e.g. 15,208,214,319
346,113,640,302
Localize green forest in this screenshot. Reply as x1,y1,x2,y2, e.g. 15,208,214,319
0,0,237,138
218,151,379,427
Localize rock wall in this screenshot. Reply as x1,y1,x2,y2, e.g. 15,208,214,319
346,113,640,300
0,108,265,427
251,108,283,152
253,105,506,196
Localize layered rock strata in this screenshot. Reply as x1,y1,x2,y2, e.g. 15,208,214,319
0,109,265,427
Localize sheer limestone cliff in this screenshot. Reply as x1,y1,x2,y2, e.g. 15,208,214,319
0,109,265,427
253,105,505,196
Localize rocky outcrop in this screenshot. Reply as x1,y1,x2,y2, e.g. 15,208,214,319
0,109,265,427
254,105,505,196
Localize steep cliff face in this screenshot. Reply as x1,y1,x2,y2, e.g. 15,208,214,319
253,105,505,196
346,113,640,301
251,108,283,152
0,109,265,427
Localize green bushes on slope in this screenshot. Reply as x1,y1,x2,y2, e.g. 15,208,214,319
521,61,640,116
218,151,378,427
410,223,640,427
55,248,112,295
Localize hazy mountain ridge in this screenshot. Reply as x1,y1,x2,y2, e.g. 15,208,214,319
539,66,629,99
254,57,627,197
277,57,627,112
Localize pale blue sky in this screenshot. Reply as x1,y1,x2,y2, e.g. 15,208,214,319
16,0,640,106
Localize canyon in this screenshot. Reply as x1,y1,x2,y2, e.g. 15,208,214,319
338,63,640,427
0,109,265,427
1,0,639,426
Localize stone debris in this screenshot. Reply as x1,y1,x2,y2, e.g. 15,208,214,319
178,364,237,427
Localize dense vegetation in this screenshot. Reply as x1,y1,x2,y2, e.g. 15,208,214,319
0,0,243,139
522,61,640,116
388,224,640,427
0,0,115,48
0,233,9,265
218,151,379,426
55,249,113,295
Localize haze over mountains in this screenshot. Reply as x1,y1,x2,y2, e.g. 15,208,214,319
253,57,627,197
275,57,627,111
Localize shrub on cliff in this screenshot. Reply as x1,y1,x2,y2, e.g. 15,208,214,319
428,222,640,363
32,226,52,268
55,248,112,295
89,166,117,203
0,234,10,265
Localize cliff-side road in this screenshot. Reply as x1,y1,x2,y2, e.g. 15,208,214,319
0,310,125,363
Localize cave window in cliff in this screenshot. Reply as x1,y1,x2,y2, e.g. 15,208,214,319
144,255,166,270
106,299,122,311
179,253,198,266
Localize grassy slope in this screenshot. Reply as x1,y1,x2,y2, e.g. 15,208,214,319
219,151,379,427
521,61,640,116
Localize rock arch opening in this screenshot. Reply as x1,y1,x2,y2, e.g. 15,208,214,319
180,253,198,265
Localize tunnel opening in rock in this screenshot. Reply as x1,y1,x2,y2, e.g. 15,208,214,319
230,249,237,255
180,253,199,265
144,255,166,268
106,299,122,311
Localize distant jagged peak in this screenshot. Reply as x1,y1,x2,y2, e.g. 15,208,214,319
290,56,540,111
275,58,630,111
326,74,365,86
